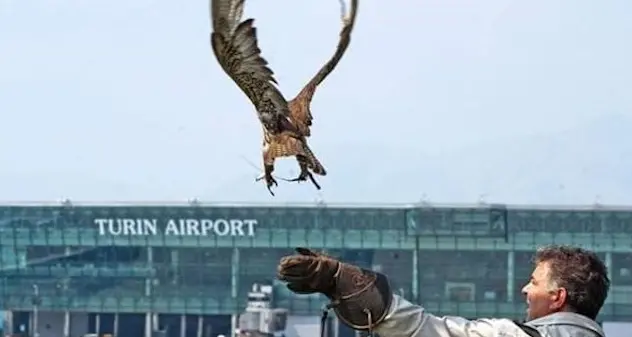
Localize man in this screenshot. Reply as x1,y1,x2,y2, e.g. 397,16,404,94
277,245,609,337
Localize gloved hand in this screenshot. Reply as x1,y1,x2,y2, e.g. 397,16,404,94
277,247,393,331
276,247,340,297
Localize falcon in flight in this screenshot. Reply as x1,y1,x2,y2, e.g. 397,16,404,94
210,0,358,196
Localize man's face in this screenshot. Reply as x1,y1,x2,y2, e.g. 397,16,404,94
521,261,567,320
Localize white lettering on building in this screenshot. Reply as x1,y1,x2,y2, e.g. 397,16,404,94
94,218,257,236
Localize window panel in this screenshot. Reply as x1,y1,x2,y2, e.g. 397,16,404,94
418,250,508,302
376,250,413,299
170,248,232,298
238,248,293,301
612,253,632,286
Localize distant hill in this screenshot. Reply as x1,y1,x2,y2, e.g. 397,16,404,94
1,115,629,206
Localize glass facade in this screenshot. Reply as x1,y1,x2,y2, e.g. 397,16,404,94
0,203,631,331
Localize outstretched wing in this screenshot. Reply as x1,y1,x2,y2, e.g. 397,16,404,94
288,0,359,137
210,0,295,134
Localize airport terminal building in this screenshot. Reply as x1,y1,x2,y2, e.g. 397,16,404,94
0,203,631,337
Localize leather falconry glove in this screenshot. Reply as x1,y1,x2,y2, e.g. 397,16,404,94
277,248,392,331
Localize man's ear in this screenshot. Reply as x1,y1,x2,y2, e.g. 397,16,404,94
550,287,568,310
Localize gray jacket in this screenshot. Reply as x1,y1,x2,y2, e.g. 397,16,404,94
374,295,605,337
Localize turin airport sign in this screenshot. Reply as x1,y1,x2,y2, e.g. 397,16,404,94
94,217,257,236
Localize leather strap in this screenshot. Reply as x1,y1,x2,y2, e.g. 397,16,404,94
514,321,542,337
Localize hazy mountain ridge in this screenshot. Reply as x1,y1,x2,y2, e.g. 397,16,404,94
1,115,630,206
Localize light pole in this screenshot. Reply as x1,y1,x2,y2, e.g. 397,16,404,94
31,284,40,337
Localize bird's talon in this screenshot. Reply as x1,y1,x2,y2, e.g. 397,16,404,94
265,175,278,196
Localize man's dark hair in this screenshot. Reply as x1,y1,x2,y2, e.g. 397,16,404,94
534,245,610,320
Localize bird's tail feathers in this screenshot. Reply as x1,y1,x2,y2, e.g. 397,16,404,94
302,144,327,176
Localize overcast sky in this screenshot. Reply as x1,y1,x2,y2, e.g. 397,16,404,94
1,0,631,205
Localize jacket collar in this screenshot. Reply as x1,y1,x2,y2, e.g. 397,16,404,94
527,312,604,337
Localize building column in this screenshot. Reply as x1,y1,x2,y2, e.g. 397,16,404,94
153,314,159,331
114,314,119,337
412,246,419,301
63,312,70,337
231,248,239,299
171,248,179,285
95,314,100,335
507,251,515,302
145,247,154,337
197,316,204,337
605,251,613,303
63,247,71,337
145,314,152,337
32,285,40,337
4,310,14,335
231,248,240,337
180,314,186,337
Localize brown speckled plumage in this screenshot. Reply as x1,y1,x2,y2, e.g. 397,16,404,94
210,0,358,195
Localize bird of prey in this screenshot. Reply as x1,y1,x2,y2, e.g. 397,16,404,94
210,0,358,196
